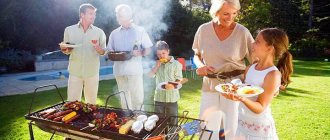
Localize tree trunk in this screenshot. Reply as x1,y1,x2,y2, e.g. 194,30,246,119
189,0,192,10
308,0,313,29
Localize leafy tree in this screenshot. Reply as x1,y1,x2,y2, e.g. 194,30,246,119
163,1,211,58
239,0,272,35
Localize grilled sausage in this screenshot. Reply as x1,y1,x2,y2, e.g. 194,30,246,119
42,110,56,118
53,115,65,122
46,114,57,120
54,109,73,117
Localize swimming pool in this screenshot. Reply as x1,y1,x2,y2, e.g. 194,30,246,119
19,66,113,81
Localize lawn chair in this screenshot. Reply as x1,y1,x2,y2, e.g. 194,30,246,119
177,57,188,78
187,57,197,79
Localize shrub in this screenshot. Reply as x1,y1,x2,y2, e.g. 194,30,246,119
0,48,35,73
291,38,330,58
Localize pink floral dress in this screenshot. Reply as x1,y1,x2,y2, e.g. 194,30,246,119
236,63,279,140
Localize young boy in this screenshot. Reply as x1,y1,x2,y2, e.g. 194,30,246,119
148,41,183,122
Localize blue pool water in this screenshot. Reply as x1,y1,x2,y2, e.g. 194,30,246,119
19,67,113,81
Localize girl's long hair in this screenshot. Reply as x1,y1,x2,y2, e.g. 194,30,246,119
260,28,293,88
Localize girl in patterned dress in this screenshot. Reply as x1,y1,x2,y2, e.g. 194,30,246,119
222,28,293,140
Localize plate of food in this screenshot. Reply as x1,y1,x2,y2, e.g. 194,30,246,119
236,85,264,97
59,42,82,48
157,81,182,91
215,84,238,94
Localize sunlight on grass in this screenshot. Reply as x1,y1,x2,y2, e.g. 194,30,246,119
0,60,329,139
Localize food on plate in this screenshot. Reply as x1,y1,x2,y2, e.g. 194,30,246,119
131,121,144,134
164,83,175,90
221,84,231,92
136,115,147,122
168,81,179,86
144,120,156,131
220,84,238,93
119,120,135,134
159,58,168,63
161,82,179,90
231,84,239,92
147,115,159,122
236,85,264,97
243,89,256,94
240,86,261,94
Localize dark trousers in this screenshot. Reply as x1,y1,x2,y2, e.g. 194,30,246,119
155,101,179,140
155,101,178,125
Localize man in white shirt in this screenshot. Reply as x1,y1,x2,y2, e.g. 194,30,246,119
106,4,153,110
60,3,106,104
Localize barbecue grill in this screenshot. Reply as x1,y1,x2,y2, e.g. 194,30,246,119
25,85,168,140
146,111,214,140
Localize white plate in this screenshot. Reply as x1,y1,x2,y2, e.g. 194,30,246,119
157,82,182,91
236,86,264,97
59,42,82,48
215,84,234,94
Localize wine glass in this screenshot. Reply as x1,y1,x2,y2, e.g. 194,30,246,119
91,40,98,45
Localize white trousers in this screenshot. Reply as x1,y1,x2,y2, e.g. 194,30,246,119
67,74,99,104
199,91,239,140
115,75,144,110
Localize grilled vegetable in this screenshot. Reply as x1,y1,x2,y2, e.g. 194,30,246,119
62,111,77,122
131,121,143,134
64,114,80,124
159,58,168,63
144,120,156,131
136,115,147,122
147,115,159,122
119,120,135,134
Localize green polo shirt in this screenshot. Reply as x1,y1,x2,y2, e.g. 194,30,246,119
154,56,183,102
63,22,106,78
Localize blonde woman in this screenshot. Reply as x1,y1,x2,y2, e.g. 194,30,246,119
192,0,254,139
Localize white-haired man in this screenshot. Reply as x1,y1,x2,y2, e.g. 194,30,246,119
60,3,106,104
106,4,153,110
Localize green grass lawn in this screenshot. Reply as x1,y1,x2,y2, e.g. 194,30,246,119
0,60,329,140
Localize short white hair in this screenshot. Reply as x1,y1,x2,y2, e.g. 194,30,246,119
209,0,241,19
115,4,133,21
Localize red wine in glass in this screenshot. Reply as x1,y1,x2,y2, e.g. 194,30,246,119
91,40,98,45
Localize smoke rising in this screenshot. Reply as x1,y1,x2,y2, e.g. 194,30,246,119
100,0,171,41
96,0,172,108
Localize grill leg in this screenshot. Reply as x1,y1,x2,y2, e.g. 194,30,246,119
29,121,34,140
